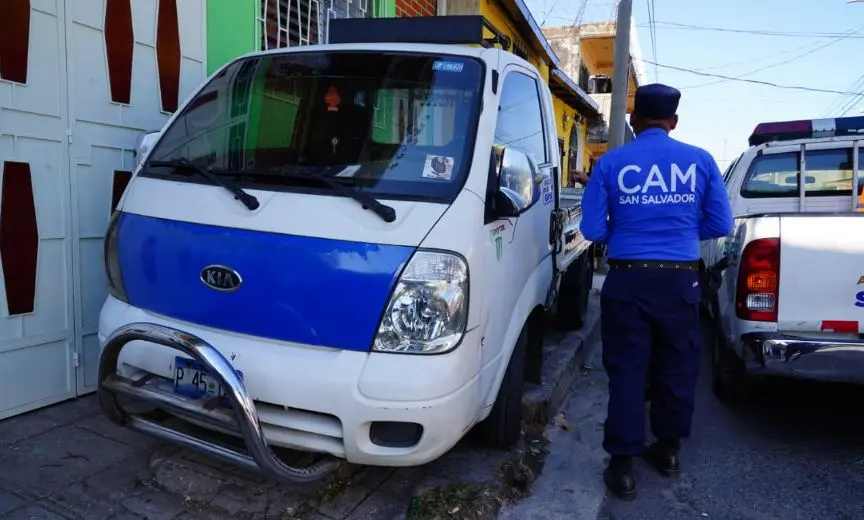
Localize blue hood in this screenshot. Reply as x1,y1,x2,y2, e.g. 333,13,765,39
115,213,415,351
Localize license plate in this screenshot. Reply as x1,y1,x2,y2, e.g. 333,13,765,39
173,356,243,407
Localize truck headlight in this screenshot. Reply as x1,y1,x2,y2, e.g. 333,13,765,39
373,250,469,354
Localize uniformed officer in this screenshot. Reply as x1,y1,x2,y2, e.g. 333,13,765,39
579,83,733,500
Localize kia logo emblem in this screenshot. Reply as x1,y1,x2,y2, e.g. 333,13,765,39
200,265,242,292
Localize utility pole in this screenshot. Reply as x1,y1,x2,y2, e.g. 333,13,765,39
608,0,632,150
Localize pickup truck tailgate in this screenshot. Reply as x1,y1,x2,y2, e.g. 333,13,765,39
778,215,864,333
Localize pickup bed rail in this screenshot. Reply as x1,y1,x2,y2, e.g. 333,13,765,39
558,187,589,270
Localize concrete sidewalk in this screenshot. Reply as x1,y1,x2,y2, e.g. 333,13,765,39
0,290,601,520
0,392,506,520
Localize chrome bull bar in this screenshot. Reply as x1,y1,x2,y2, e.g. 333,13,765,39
97,322,341,484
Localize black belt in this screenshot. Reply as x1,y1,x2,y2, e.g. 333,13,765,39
608,259,700,271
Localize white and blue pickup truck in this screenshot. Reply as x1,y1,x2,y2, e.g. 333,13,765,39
701,115,864,401
96,16,594,483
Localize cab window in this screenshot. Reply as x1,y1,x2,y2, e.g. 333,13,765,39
722,153,742,184
494,71,548,164
740,148,864,198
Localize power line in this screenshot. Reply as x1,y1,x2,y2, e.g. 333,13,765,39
635,20,864,38
645,0,658,81
685,39,850,72
824,74,864,116
835,76,864,116
650,0,658,81
838,94,864,116
677,25,864,90
639,59,864,96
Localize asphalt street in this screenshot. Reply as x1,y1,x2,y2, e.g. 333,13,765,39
502,317,864,520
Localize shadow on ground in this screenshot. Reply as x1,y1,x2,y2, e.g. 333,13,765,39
500,317,864,520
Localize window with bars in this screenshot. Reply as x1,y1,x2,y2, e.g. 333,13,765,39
258,0,370,49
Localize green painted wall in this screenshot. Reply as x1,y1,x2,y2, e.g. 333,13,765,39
206,0,259,75
375,0,396,17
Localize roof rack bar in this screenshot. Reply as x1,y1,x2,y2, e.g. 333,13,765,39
329,15,511,51
481,17,512,50
799,143,807,212
854,140,861,211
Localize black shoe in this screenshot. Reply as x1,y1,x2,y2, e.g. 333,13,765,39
603,456,636,501
643,439,680,478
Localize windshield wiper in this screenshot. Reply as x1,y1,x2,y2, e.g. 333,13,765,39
266,166,397,223
147,158,260,211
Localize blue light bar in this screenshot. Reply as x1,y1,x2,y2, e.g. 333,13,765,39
835,115,864,138
749,115,864,146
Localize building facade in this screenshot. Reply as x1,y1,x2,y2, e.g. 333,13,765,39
543,20,645,179
0,0,597,419
443,0,601,183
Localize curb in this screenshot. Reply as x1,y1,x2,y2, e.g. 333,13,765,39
521,292,601,425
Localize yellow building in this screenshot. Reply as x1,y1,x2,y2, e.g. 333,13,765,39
543,22,643,173
444,0,603,188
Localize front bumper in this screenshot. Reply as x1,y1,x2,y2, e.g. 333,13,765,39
742,332,864,384
97,298,484,482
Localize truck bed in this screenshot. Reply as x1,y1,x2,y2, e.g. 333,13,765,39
558,188,588,271
560,187,583,209
775,213,864,334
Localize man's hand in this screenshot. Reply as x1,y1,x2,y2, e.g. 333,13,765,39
572,171,589,186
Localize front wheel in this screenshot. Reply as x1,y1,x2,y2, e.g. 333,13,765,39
474,326,527,449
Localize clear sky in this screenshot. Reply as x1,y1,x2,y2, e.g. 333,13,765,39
524,0,864,169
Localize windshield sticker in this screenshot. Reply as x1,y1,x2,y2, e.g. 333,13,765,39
422,155,454,181
324,85,341,112
432,60,464,73
541,174,554,205
334,165,362,178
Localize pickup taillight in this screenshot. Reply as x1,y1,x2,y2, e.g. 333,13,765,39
735,238,780,322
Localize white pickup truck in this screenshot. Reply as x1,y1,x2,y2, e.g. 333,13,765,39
96,15,594,483
701,115,864,400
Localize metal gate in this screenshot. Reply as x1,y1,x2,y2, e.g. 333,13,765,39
0,0,206,419
257,0,370,49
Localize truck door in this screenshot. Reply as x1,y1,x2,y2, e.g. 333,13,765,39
480,65,557,399
493,65,557,275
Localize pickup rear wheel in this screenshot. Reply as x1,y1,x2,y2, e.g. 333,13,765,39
556,252,591,331
711,330,748,402
474,325,527,449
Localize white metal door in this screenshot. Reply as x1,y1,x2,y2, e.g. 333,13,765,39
0,0,77,420
64,0,206,394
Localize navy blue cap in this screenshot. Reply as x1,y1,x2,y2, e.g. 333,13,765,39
633,83,681,119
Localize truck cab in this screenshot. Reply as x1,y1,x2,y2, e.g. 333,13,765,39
701,115,864,400
96,16,593,483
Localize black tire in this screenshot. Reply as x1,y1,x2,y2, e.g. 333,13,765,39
711,325,748,402
475,326,527,449
581,250,594,310
556,253,590,331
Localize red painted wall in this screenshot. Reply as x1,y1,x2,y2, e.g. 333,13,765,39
395,0,437,17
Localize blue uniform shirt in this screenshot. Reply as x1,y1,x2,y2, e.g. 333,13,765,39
579,128,733,261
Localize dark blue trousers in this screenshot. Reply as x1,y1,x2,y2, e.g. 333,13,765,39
600,267,703,457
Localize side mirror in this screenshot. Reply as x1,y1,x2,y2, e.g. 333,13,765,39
134,130,161,168
493,146,537,217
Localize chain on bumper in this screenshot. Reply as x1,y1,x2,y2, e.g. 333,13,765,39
97,322,341,484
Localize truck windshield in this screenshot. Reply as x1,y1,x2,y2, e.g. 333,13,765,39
143,51,484,202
